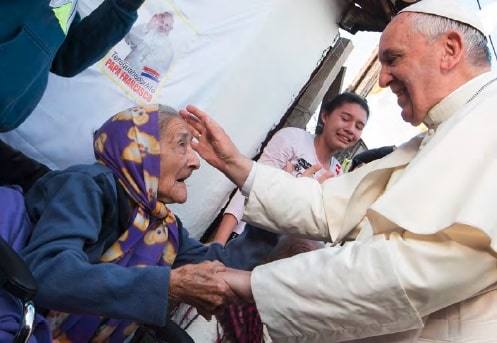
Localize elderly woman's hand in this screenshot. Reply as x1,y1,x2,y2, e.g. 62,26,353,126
179,105,253,189
168,260,241,319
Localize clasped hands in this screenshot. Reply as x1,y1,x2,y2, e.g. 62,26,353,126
168,260,252,320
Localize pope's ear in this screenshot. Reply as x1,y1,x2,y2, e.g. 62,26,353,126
441,31,464,71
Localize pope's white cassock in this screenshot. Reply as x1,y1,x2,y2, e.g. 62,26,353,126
241,71,497,342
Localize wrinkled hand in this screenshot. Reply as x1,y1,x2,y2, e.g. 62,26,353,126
169,261,241,319
179,105,238,171
179,105,253,188
283,161,335,184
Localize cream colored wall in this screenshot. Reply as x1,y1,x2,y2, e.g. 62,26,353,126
169,0,347,237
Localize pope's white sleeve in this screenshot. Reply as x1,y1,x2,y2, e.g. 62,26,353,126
252,232,497,342
243,163,331,240
388,231,497,316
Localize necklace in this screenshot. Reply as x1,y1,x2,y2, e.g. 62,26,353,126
424,75,497,134
466,76,497,104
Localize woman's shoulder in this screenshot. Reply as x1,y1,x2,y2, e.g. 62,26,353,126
275,127,314,147
271,127,312,145
44,163,113,181
34,163,116,194
63,163,112,175
276,126,309,137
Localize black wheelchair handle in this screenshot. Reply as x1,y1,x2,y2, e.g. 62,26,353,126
0,237,37,302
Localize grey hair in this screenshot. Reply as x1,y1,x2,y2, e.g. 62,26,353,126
157,104,180,138
409,13,491,67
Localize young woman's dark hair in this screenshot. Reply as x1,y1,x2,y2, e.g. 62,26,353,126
314,92,369,135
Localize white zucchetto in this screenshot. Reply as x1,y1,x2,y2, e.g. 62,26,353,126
399,0,487,36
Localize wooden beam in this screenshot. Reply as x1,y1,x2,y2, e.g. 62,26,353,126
283,36,354,129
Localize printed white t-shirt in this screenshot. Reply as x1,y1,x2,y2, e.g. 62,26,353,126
225,127,342,234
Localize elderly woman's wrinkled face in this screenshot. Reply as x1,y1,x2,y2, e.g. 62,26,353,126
158,117,200,204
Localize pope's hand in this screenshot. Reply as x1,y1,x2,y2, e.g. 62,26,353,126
180,105,253,188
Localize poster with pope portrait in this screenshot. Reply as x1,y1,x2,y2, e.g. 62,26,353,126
80,0,275,106
99,0,188,103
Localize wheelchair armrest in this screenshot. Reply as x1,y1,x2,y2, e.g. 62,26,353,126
0,237,37,302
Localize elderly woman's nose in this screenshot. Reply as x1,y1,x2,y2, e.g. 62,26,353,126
189,149,200,169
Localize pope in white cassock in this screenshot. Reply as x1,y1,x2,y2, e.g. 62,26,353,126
179,0,497,342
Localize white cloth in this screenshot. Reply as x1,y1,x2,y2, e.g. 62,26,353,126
169,304,220,342
243,72,497,342
225,127,341,234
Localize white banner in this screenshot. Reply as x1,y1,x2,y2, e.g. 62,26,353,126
2,0,344,236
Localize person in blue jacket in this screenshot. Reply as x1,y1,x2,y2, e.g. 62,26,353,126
20,104,278,342
0,0,146,132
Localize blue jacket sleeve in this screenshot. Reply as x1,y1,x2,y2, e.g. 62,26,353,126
22,168,171,327
22,165,278,329
173,221,280,271
51,0,145,76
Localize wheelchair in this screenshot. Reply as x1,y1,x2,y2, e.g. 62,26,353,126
0,236,195,343
0,237,38,343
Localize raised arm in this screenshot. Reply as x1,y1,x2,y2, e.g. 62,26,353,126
179,105,253,188
52,0,146,76
212,212,239,245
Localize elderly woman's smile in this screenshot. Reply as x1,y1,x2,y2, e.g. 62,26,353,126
158,116,200,204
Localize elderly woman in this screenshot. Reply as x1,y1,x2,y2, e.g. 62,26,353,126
20,104,277,342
